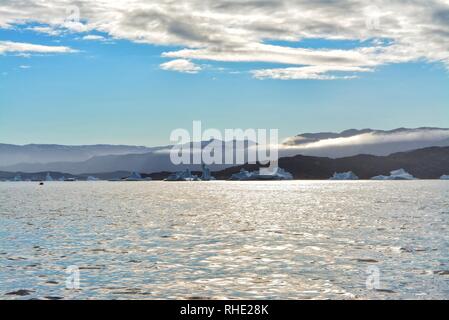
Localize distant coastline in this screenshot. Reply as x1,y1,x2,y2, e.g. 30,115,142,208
2,146,449,181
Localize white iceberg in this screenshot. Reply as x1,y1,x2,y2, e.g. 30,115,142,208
166,166,214,182
13,174,22,182
257,168,293,180
440,175,449,180
165,169,200,181
45,173,53,181
124,172,144,181
329,171,359,180
86,176,99,181
371,169,416,180
230,168,293,181
230,169,255,181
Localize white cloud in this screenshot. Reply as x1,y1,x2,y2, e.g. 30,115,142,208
27,26,61,36
82,35,106,41
0,1,448,79
0,41,76,55
162,44,375,67
160,59,202,73
19,65,31,69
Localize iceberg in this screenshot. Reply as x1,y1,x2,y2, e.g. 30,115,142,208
371,175,390,180
371,169,416,180
200,164,216,181
230,168,293,181
257,168,293,180
441,175,449,180
124,172,144,181
165,169,200,181
13,174,22,182
230,169,255,181
87,176,99,181
45,173,53,181
329,171,359,180
166,166,214,182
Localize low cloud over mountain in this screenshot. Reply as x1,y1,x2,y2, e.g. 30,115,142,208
280,127,449,158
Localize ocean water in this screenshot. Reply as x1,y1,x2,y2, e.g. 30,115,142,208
0,181,448,300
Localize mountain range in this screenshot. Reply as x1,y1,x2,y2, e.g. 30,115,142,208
1,127,449,174
0,144,154,167
2,146,448,181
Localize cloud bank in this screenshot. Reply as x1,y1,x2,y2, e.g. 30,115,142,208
1,0,449,79
280,128,449,158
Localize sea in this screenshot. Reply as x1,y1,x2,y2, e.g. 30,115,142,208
1,181,448,300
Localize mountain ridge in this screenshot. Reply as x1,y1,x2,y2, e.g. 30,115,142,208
212,146,449,180
1,127,449,173
1,146,448,180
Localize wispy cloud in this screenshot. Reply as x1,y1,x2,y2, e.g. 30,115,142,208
252,66,373,80
0,41,76,55
160,59,202,74
27,26,61,36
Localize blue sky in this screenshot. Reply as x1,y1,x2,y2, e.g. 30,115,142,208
1,1,449,146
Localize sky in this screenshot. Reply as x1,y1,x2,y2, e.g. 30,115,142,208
0,0,449,147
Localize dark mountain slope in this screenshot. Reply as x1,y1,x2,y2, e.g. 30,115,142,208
213,146,449,180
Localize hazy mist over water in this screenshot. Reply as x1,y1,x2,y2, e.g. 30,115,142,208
1,181,448,300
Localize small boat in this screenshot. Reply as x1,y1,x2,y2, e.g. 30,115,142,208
39,182,44,186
